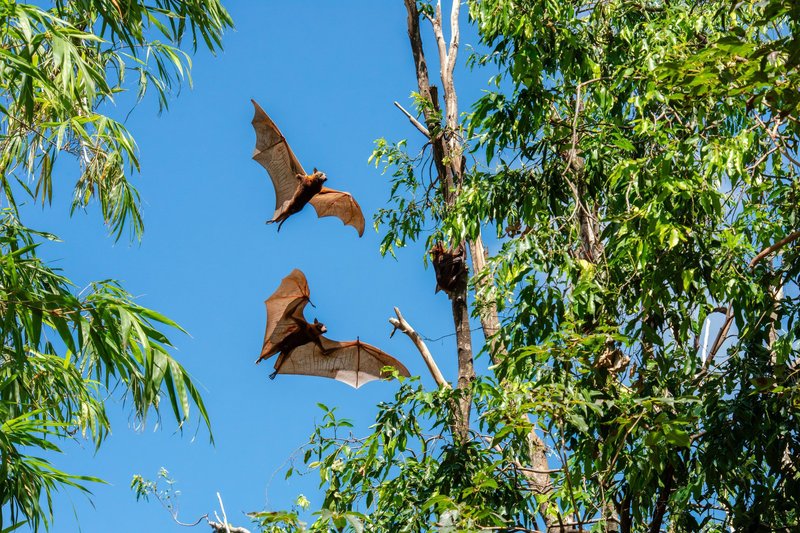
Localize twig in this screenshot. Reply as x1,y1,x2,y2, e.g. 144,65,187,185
389,306,449,388
393,101,430,138
421,326,483,343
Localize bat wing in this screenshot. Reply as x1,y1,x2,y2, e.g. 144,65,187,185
259,269,310,362
308,187,365,237
251,100,306,218
277,337,409,389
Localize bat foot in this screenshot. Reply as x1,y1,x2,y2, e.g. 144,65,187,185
268,369,278,380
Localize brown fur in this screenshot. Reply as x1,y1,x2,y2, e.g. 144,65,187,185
430,242,468,296
265,318,328,379
269,170,327,229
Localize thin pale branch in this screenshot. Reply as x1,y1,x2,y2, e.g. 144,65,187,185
447,0,460,80
432,1,449,84
394,101,430,138
390,306,450,388
217,493,231,533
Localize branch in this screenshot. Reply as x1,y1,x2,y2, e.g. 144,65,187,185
390,306,450,388
704,305,733,370
393,101,430,138
700,230,799,374
205,492,251,533
208,522,250,533
431,1,448,85
749,229,800,269
217,493,231,533
647,464,674,533
447,0,460,81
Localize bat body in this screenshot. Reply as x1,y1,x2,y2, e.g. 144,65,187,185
250,100,365,236
270,170,327,230
258,269,410,388
262,317,327,379
430,242,467,296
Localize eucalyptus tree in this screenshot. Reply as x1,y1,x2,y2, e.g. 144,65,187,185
0,1,231,529
254,1,800,532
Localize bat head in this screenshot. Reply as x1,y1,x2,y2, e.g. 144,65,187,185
313,318,327,334
311,168,328,184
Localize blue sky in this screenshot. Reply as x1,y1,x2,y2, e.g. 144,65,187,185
20,2,498,531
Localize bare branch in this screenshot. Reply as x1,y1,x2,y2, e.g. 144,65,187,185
208,522,250,533
217,493,231,533
390,307,450,388
393,101,430,138
432,1,448,83
447,0,460,80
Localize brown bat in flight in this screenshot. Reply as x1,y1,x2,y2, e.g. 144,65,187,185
250,100,365,236
257,269,410,388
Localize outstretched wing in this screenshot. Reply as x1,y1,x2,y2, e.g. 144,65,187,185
277,337,409,389
308,187,365,237
251,100,306,218
259,269,310,362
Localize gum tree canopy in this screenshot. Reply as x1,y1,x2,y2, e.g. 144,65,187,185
259,1,800,532
0,0,231,529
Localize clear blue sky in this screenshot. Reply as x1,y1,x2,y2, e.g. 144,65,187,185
22,2,495,531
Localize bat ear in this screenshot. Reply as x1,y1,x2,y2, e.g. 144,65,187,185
312,167,318,174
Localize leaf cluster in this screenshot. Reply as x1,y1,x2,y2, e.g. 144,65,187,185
0,0,231,529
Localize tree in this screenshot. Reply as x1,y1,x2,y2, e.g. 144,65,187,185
0,1,231,529
254,1,800,532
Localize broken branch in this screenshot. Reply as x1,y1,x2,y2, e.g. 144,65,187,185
390,306,449,388
393,101,430,138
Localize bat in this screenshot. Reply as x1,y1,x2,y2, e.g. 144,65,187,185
250,100,366,236
257,269,410,388
429,242,467,296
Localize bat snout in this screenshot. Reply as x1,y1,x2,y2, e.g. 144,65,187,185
313,318,328,334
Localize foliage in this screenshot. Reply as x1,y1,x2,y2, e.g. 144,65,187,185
0,0,230,240
267,1,800,532
0,0,231,529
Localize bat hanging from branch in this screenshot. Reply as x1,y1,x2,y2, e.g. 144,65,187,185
257,269,410,388
429,241,467,296
250,100,365,236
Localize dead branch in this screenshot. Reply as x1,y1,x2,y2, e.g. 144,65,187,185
394,101,430,138
390,306,450,388
208,522,250,533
